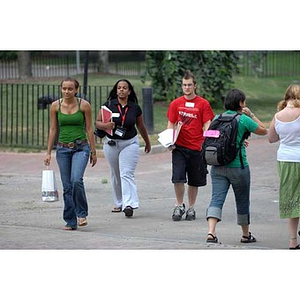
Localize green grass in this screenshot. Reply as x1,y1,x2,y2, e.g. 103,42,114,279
232,75,299,125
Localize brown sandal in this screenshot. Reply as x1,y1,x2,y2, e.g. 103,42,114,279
78,217,87,226
111,207,122,213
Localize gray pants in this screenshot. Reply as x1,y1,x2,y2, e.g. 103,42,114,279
103,136,140,210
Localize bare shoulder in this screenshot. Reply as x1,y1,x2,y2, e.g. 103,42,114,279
51,99,60,111
276,107,300,122
79,99,91,110
81,98,90,105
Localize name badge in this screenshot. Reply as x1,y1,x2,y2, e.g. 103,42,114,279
112,113,120,118
115,126,127,137
185,102,195,108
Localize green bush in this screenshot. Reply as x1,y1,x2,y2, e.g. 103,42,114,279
142,51,239,107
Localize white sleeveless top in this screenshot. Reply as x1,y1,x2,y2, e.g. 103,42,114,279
275,115,300,162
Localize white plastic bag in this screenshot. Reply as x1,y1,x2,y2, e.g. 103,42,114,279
42,169,59,202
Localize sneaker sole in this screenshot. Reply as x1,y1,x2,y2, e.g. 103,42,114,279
172,216,183,221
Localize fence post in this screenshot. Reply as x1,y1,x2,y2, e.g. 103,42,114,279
83,51,89,99
142,87,154,134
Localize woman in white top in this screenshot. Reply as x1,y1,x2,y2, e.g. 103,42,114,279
269,84,300,249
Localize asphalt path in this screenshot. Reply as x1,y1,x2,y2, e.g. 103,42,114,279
0,136,287,250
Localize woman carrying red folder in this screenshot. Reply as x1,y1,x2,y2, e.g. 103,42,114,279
95,79,151,217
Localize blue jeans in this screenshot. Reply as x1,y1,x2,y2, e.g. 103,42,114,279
56,144,90,228
206,165,251,226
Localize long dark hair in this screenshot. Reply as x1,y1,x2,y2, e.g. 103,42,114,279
108,79,138,103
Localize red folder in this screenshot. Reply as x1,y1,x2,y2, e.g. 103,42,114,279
101,106,113,135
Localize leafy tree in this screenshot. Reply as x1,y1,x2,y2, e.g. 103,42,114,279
0,51,18,60
142,51,239,107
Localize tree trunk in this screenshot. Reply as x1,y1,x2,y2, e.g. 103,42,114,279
18,51,32,79
97,51,109,74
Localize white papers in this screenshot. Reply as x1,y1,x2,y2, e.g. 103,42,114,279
158,121,182,148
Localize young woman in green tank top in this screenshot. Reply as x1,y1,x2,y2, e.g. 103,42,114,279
44,77,97,230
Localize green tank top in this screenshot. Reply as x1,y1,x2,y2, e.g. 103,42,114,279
58,98,86,143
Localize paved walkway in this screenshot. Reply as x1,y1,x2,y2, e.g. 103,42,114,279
0,136,288,250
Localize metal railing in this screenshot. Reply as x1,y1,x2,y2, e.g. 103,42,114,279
0,84,114,148
236,50,300,77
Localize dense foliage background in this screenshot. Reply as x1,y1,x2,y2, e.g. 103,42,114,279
142,51,239,107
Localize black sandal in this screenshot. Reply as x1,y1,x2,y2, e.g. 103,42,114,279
289,244,300,250
206,233,219,243
240,232,256,243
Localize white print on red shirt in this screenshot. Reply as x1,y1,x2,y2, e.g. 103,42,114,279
179,110,198,119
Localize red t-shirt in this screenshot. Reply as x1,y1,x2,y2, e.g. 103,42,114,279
167,95,214,151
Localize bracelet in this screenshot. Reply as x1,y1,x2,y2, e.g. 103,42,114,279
250,113,255,118
90,151,96,156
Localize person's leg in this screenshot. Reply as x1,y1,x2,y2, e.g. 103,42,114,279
174,183,185,206
206,166,230,241
230,166,256,242
104,139,122,209
186,149,207,220
288,217,299,248
56,146,77,228
207,217,219,238
71,145,90,220
172,147,187,206
119,137,140,211
171,147,187,221
187,185,198,207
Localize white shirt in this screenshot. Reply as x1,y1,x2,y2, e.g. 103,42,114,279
275,115,300,162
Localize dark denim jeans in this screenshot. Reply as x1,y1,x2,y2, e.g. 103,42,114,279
56,144,90,228
206,165,251,226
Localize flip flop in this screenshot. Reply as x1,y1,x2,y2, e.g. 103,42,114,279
78,217,87,226
111,207,122,213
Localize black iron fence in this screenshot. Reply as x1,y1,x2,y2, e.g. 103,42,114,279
236,51,300,77
0,84,117,148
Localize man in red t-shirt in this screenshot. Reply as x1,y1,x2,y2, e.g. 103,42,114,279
167,70,214,221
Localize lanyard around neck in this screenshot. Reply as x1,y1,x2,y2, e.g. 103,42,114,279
117,104,129,126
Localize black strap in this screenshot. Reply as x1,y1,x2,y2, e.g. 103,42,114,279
238,141,245,169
